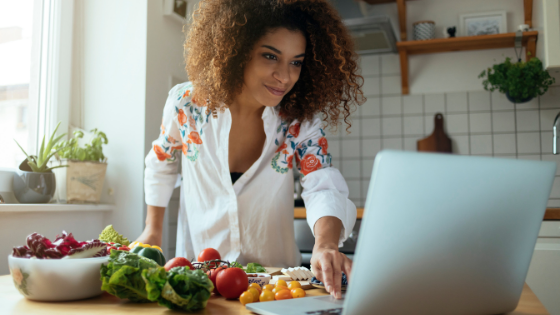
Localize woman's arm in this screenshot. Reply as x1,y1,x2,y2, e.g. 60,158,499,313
311,216,353,300
135,205,166,247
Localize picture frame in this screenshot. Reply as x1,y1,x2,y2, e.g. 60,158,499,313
459,11,507,37
163,0,188,25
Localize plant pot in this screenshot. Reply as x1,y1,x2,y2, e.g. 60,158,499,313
506,91,534,104
50,159,107,204
12,159,56,204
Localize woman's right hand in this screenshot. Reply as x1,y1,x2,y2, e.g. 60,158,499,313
134,225,162,247
134,205,166,247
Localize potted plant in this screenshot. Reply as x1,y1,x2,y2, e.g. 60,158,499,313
13,122,68,203
479,57,555,103
50,128,109,204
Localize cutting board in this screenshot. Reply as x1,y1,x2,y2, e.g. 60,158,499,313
417,113,452,153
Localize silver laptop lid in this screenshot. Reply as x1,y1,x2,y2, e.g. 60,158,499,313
344,150,556,315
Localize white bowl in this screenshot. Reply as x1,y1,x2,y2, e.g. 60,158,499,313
8,254,109,301
246,272,271,287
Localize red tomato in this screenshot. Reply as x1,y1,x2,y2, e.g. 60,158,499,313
198,248,221,262
207,266,226,294
216,267,249,299
164,257,194,271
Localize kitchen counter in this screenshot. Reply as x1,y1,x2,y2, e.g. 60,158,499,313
294,208,560,220
0,270,549,314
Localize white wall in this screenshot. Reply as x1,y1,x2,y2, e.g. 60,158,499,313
71,0,149,240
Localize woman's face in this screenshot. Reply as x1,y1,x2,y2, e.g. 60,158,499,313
241,27,306,108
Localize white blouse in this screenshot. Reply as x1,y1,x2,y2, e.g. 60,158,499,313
144,82,356,267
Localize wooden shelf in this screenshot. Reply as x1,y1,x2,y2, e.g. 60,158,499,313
397,31,538,55
397,31,538,95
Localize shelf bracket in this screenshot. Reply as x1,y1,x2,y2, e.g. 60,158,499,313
399,49,409,95
524,0,533,28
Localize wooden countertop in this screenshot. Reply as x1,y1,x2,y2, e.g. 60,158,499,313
295,208,560,220
0,271,549,314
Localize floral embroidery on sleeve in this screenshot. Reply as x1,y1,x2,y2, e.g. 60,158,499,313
176,91,208,162
271,119,331,176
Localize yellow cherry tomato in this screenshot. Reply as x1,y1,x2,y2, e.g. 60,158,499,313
288,281,302,290
291,288,306,298
247,287,260,302
239,291,253,305
249,283,262,293
263,284,274,291
275,289,293,300
275,279,287,288
259,289,275,302
272,285,289,295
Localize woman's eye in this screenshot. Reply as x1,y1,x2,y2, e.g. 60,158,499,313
263,54,277,60
292,61,303,67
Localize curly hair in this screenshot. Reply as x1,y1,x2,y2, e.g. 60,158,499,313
184,0,365,130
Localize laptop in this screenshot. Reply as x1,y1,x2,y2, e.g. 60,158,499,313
247,150,556,315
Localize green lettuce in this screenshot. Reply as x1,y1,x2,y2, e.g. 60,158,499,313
100,250,159,302
246,262,266,273
143,266,214,312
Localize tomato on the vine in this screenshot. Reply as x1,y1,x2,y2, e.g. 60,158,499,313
207,265,227,294
198,248,221,262
216,267,249,299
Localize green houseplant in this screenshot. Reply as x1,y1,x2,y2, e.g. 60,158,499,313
12,122,69,203
479,57,555,103
50,128,109,204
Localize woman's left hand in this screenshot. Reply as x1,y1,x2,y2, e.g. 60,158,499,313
310,242,352,299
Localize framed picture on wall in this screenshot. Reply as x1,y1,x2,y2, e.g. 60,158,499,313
459,11,507,36
163,0,188,24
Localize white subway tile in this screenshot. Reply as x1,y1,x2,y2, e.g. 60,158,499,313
362,77,380,96
328,139,340,160
381,96,402,115
382,137,403,150
515,97,538,110
540,109,558,131
492,111,515,133
517,132,541,154
359,55,380,76
362,139,382,157
517,154,541,161
346,180,361,199
381,75,401,95
403,116,424,136
342,160,361,179
362,179,372,198
445,113,469,134
403,95,423,115
446,92,468,113
549,177,560,198
469,91,491,111
362,118,381,137
491,92,514,110
541,131,553,154
451,135,469,155
362,159,375,178
424,94,445,114
493,133,516,155
424,114,435,136
516,110,540,132
404,137,418,151
360,97,381,116
381,53,400,75
547,199,560,207
469,112,492,133
382,117,402,136
341,139,361,158
470,134,493,155
331,159,341,170
539,86,560,108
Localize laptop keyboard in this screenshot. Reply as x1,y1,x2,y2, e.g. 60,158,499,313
305,308,343,315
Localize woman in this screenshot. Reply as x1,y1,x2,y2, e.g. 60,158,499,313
137,0,364,299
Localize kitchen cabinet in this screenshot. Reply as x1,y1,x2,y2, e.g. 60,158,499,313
526,221,560,315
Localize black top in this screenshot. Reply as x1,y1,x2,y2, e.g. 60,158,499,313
230,172,243,185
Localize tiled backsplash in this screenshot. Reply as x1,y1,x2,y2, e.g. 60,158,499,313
327,54,560,208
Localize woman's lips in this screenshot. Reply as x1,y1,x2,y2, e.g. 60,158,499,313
265,85,285,96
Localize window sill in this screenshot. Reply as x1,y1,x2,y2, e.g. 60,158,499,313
0,204,114,213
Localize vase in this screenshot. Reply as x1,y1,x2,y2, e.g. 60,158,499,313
12,158,56,203
50,159,107,204
506,91,534,104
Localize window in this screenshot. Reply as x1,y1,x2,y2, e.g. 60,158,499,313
0,0,36,168
0,0,73,169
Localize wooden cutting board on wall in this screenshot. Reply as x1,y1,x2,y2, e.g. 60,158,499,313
417,113,452,153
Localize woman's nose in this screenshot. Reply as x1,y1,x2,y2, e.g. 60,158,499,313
273,64,290,84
